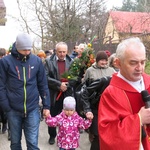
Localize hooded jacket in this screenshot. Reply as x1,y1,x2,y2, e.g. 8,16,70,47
46,111,92,149
0,43,50,114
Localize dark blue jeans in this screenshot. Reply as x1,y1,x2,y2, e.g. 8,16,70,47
7,108,40,150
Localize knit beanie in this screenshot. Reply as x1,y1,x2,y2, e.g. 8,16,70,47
63,96,76,110
16,33,32,50
96,51,108,63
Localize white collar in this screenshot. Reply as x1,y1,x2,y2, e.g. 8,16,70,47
56,56,66,61
117,72,145,92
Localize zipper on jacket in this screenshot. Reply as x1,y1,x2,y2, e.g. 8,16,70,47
28,65,31,79
23,67,27,117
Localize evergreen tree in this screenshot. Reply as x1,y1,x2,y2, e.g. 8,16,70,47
114,0,150,12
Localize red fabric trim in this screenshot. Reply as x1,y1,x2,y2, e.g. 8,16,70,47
98,73,150,150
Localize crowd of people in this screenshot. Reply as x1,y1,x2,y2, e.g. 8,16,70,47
0,33,150,150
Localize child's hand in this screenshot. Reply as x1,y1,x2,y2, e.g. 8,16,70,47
86,112,94,120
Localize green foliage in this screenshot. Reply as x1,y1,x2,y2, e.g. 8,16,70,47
114,0,150,12
122,0,136,11
133,0,150,12
145,61,150,75
8,44,13,52
61,44,95,81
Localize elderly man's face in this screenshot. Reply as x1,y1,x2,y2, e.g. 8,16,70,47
56,45,68,61
117,46,146,82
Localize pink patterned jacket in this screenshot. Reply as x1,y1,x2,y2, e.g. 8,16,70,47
45,111,92,149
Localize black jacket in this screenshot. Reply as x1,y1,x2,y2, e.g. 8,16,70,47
80,76,111,135
81,76,111,114
44,53,73,106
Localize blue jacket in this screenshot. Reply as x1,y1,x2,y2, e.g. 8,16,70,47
69,51,78,59
0,44,50,114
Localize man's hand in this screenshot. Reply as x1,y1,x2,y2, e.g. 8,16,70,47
60,82,68,92
43,109,50,118
138,106,150,125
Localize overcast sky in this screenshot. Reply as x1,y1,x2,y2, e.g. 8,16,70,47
0,0,123,49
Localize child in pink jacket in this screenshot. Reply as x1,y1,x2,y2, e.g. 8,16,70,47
45,96,92,150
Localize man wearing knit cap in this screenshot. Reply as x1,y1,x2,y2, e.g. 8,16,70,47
14,33,34,61
16,33,33,50
82,50,116,150
0,33,50,150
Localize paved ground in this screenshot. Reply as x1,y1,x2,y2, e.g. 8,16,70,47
0,120,91,150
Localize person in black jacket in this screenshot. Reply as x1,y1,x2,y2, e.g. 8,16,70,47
80,51,115,150
0,33,50,150
80,77,111,150
45,42,73,145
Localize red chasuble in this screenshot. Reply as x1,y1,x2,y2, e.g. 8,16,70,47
98,73,150,150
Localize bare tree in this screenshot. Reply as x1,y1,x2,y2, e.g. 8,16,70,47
15,0,108,51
